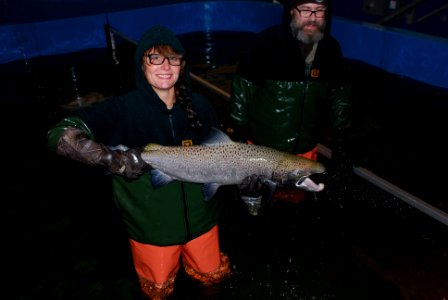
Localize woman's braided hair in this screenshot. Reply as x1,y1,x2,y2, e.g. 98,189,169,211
175,71,203,132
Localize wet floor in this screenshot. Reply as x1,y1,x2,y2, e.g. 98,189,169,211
2,32,448,299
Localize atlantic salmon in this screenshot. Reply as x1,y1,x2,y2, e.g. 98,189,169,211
141,128,325,201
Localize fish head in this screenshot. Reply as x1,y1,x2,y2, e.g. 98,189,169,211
274,156,326,192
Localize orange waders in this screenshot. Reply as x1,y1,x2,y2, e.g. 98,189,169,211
129,225,231,300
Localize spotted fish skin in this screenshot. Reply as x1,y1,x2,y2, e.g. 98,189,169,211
141,128,325,201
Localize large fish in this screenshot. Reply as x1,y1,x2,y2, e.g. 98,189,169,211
141,128,325,201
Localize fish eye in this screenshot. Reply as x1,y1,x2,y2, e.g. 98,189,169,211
291,169,304,176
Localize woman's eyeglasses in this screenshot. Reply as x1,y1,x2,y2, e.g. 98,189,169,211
145,54,182,66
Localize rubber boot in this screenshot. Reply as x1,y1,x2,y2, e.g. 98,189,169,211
138,271,177,300
183,252,231,286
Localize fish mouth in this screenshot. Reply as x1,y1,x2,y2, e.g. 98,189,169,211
295,176,325,192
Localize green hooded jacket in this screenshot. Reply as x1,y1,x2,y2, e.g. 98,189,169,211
229,23,351,154
47,25,220,245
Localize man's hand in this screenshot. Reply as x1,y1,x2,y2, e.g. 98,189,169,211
239,174,267,197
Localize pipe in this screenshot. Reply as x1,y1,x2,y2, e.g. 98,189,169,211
190,73,231,99
317,143,448,226
353,166,448,226
416,3,448,23
377,0,426,25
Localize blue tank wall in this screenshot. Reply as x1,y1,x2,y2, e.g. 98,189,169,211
3,0,446,38
0,0,272,24
332,17,448,90
1,1,447,89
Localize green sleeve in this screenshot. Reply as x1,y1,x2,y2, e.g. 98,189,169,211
46,116,95,152
229,74,257,126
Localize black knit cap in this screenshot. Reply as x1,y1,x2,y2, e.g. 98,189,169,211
134,25,185,66
289,0,328,7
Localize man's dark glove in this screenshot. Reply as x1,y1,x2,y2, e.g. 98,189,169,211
56,127,150,179
239,174,267,197
238,174,268,216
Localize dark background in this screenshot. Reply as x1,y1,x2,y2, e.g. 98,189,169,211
1,0,448,39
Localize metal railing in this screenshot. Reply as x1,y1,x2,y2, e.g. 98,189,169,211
377,0,448,25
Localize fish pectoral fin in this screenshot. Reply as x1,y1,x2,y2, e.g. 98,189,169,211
150,169,174,188
202,183,221,202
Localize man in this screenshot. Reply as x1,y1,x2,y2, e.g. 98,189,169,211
229,0,351,203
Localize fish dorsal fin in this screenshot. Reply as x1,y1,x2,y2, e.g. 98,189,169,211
201,127,234,146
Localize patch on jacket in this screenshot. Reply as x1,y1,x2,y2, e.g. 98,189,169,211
311,69,320,78
182,139,193,147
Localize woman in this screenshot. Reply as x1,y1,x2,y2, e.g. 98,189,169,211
47,25,231,299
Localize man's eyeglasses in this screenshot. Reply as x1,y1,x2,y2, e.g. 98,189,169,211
295,8,326,18
145,54,182,66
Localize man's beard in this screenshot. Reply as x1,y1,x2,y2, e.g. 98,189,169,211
290,21,325,44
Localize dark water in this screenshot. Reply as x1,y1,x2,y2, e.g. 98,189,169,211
2,31,448,299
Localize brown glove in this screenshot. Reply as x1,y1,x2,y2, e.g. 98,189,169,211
56,127,150,179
